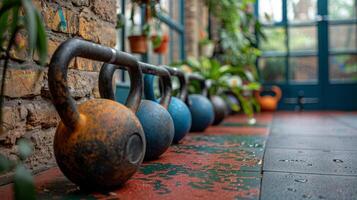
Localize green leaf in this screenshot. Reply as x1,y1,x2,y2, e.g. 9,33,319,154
0,154,13,174
13,165,36,200
21,0,37,50
17,139,33,160
34,10,47,65
0,10,10,48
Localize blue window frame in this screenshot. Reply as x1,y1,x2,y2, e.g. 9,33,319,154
255,0,357,110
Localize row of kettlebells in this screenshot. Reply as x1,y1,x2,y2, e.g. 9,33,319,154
48,39,234,191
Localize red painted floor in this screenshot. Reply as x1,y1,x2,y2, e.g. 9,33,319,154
0,113,273,200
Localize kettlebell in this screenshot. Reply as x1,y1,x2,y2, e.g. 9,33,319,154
187,74,214,132
210,94,228,125
99,62,174,161
48,39,145,190
255,85,282,111
224,91,240,115
144,66,192,143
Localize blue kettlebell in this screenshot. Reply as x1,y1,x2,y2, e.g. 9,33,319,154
144,66,192,143
99,62,175,161
187,74,214,132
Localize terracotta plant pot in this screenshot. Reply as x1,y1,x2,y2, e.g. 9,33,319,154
128,35,148,54
199,43,214,57
152,34,169,54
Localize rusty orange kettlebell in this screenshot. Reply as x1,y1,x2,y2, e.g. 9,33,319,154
255,86,282,111
48,39,145,190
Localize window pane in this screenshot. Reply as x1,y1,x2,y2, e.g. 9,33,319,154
287,0,317,23
289,56,318,83
329,24,357,52
289,26,317,51
259,0,282,24
260,27,286,52
259,57,286,82
329,54,357,82
329,0,357,20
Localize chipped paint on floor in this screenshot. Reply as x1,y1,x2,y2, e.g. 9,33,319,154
0,114,272,200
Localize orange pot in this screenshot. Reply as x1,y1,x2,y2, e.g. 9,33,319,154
152,34,169,54
128,35,147,54
255,86,282,111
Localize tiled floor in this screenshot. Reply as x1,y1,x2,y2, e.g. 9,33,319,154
1,112,356,200
261,112,357,200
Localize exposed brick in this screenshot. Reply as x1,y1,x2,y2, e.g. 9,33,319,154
9,32,31,62
41,3,78,34
72,0,90,7
0,103,27,145
78,8,116,46
98,22,116,47
3,66,45,98
33,35,63,64
25,128,56,172
25,100,59,130
78,8,99,43
91,0,117,23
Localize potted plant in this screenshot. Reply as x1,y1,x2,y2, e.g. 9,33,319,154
150,21,169,54
127,1,152,54
152,33,169,54
198,30,214,57
128,0,164,54
128,23,150,54
199,38,214,57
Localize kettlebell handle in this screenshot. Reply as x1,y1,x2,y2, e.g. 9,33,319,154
271,86,282,101
161,66,188,102
99,62,173,109
48,38,143,130
139,62,172,109
188,74,208,97
255,85,282,101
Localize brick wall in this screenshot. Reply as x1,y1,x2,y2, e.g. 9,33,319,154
184,0,209,57
0,0,117,184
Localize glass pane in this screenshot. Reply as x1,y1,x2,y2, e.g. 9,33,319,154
289,26,317,51
329,54,357,82
329,24,357,51
289,56,318,83
258,57,286,82
329,0,357,20
287,0,317,23
260,27,286,52
259,0,283,24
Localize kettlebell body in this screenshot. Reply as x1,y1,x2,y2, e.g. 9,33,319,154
255,86,282,111
225,93,240,115
136,100,174,160
167,97,192,142
49,39,145,190
144,72,192,143
210,95,228,125
99,62,175,161
188,94,214,132
54,99,144,189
